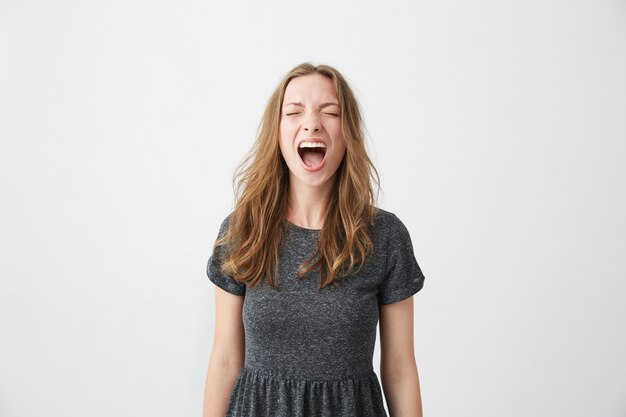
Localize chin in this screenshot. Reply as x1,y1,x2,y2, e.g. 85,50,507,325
300,176,330,187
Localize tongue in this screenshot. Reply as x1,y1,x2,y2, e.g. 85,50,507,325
302,150,324,167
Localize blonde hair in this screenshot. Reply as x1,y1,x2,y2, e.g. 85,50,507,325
215,62,381,289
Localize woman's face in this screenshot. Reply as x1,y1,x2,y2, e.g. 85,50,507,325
279,73,346,190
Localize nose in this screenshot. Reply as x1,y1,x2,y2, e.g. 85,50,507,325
303,112,321,133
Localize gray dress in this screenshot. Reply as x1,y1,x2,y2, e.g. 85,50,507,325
206,208,425,417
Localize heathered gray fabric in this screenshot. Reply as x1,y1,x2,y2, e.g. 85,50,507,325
206,208,425,417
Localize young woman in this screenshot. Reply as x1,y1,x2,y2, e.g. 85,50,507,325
203,62,426,417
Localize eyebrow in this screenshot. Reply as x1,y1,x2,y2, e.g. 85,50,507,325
282,101,340,109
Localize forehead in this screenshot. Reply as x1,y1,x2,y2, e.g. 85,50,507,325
283,73,338,102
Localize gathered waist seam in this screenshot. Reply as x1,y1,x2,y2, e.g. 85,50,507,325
241,366,377,383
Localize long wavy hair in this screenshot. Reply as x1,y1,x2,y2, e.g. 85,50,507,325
214,62,381,290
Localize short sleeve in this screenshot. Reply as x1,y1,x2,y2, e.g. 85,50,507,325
206,215,246,296
378,214,425,305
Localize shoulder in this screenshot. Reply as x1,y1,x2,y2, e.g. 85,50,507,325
211,211,235,255
372,207,409,238
370,208,418,263
217,211,235,235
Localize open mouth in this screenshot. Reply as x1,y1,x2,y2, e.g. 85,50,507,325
298,142,327,169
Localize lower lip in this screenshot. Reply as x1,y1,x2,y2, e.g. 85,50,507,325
299,150,327,172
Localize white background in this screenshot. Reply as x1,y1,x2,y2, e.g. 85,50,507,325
1,0,625,416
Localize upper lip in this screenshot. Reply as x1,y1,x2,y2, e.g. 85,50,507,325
297,138,327,148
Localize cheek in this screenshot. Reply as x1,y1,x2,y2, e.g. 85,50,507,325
278,136,289,157
278,130,295,160
278,123,288,143
336,143,347,161
336,135,347,160
279,121,296,140
329,123,345,144
326,120,343,137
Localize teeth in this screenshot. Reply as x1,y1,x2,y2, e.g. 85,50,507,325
299,141,326,149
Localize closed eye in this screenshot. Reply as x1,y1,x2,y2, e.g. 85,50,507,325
284,112,338,117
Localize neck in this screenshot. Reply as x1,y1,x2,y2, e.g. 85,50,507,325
285,175,336,230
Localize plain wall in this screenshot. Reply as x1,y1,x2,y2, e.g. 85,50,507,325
1,0,624,416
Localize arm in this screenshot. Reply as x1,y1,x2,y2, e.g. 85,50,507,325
379,296,423,417
203,287,245,417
